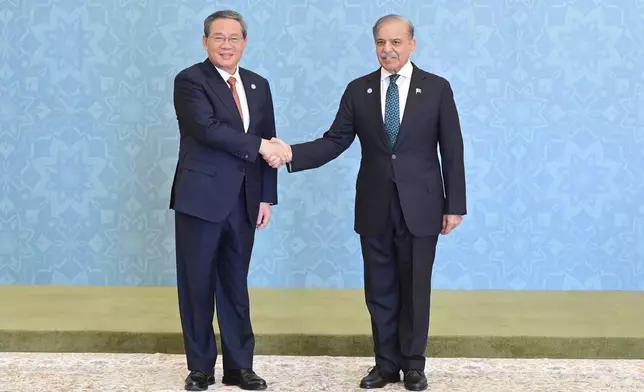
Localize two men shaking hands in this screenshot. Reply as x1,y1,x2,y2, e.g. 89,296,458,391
171,9,466,392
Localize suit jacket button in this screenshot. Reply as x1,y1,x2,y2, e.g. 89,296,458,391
392,154,396,159
245,154,249,159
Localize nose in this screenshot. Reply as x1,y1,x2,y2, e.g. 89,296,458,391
384,42,393,52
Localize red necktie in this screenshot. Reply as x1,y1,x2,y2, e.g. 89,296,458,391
227,76,243,122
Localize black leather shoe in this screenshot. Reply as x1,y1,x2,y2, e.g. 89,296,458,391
222,369,267,390
185,370,215,391
359,366,400,389
403,369,428,391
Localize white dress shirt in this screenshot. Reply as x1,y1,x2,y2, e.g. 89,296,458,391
380,60,413,123
215,65,250,132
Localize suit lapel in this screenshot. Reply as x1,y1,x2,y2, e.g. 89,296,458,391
239,68,260,135
200,59,244,130
396,65,427,148
365,70,392,151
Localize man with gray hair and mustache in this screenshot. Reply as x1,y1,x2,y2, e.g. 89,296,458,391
266,14,467,391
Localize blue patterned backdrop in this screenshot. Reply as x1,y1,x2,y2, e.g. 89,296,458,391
1,0,643,290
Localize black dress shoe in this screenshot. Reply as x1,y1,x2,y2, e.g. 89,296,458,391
185,370,215,391
403,369,428,391
222,369,267,390
359,365,400,389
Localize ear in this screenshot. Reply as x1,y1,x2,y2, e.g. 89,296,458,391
202,35,208,50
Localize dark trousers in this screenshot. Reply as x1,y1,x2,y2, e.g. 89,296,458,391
174,183,256,372
360,184,439,373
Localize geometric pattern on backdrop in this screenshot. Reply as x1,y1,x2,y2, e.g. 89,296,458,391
1,0,643,289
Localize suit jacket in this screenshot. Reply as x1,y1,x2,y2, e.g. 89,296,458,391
170,59,278,224
288,63,466,237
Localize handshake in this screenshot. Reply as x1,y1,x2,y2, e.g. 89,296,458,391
259,138,291,169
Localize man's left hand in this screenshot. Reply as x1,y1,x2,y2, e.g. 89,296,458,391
441,215,462,235
257,202,272,230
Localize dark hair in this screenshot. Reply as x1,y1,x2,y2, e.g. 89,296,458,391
203,10,247,38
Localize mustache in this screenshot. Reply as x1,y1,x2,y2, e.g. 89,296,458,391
380,52,398,59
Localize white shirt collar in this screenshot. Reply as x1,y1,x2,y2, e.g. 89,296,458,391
380,60,413,81
215,65,241,84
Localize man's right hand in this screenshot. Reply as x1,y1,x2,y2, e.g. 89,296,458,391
260,138,291,168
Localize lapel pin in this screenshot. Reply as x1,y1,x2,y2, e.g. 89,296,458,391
416,88,422,94
367,88,372,94
251,84,256,89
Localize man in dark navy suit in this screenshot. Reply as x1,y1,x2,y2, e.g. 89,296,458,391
170,10,288,391
266,14,467,391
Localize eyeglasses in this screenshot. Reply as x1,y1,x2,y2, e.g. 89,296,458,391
208,35,243,45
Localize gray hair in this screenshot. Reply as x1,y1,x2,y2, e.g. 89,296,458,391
204,10,248,38
372,14,414,39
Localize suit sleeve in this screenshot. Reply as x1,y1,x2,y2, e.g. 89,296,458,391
437,79,467,215
287,85,356,172
260,80,278,205
173,71,262,163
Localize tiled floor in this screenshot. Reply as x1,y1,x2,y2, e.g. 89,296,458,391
1,353,643,391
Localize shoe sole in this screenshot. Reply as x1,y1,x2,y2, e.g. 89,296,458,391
185,387,207,392
359,380,399,389
222,384,267,391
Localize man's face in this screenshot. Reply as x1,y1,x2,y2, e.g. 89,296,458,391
202,18,247,74
374,19,415,73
